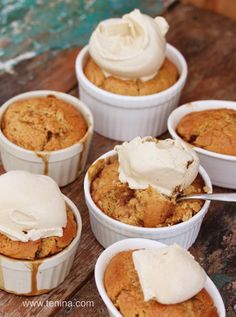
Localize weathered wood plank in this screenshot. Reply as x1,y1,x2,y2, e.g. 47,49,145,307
182,0,236,20
165,4,236,102
54,277,109,317
0,3,235,316
0,48,80,104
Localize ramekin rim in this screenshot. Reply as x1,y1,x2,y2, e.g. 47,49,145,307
95,238,225,317
167,100,236,162
84,150,212,234
0,194,82,267
0,90,94,158
75,43,188,105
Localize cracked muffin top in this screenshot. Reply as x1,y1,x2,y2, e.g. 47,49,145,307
104,250,219,317
176,108,236,156
1,96,88,151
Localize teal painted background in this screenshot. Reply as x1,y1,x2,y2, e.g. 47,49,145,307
0,0,173,73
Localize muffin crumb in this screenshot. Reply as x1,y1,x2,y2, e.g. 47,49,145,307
90,157,205,228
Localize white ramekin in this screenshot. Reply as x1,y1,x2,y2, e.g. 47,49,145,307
0,195,82,296
76,44,187,141
84,150,212,249
95,238,226,317
167,100,236,189
0,90,94,187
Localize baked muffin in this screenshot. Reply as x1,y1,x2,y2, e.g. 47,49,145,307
84,9,179,96
104,250,219,317
84,56,179,96
176,108,236,156
0,207,77,260
0,171,77,261
90,156,205,228
1,95,88,151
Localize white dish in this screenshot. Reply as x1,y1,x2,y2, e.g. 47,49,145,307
168,100,236,188
84,150,212,249
95,238,226,317
0,195,82,295
0,90,94,187
76,44,187,141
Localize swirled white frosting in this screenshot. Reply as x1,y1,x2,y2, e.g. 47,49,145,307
89,9,169,81
0,171,67,242
115,137,199,197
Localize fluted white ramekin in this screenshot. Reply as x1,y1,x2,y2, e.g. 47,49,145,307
76,44,187,141
84,150,212,249
95,238,225,317
0,195,82,296
0,90,94,187
168,100,236,189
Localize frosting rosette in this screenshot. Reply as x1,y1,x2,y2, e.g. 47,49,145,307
89,9,169,81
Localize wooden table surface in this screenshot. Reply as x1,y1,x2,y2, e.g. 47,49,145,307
0,2,235,317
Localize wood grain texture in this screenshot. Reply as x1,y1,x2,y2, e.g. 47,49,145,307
0,3,235,317
54,277,109,317
0,48,80,105
182,0,236,20
165,3,236,103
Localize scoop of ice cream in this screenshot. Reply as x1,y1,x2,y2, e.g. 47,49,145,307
0,171,67,242
115,137,199,197
89,9,169,81
132,244,207,304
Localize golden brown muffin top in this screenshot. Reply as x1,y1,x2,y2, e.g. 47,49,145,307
1,96,88,151
90,157,205,228
104,250,219,317
84,56,179,96
177,108,236,156
0,208,77,260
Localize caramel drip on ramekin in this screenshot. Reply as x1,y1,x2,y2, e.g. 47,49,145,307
77,134,90,175
0,257,49,296
31,261,42,295
36,152,49,175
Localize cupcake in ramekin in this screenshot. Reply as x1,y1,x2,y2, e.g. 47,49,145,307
168,100,236,189
95,238,225,317
76,9,187,141
0,170,82,295
84,137,212,249
0,90,94,187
